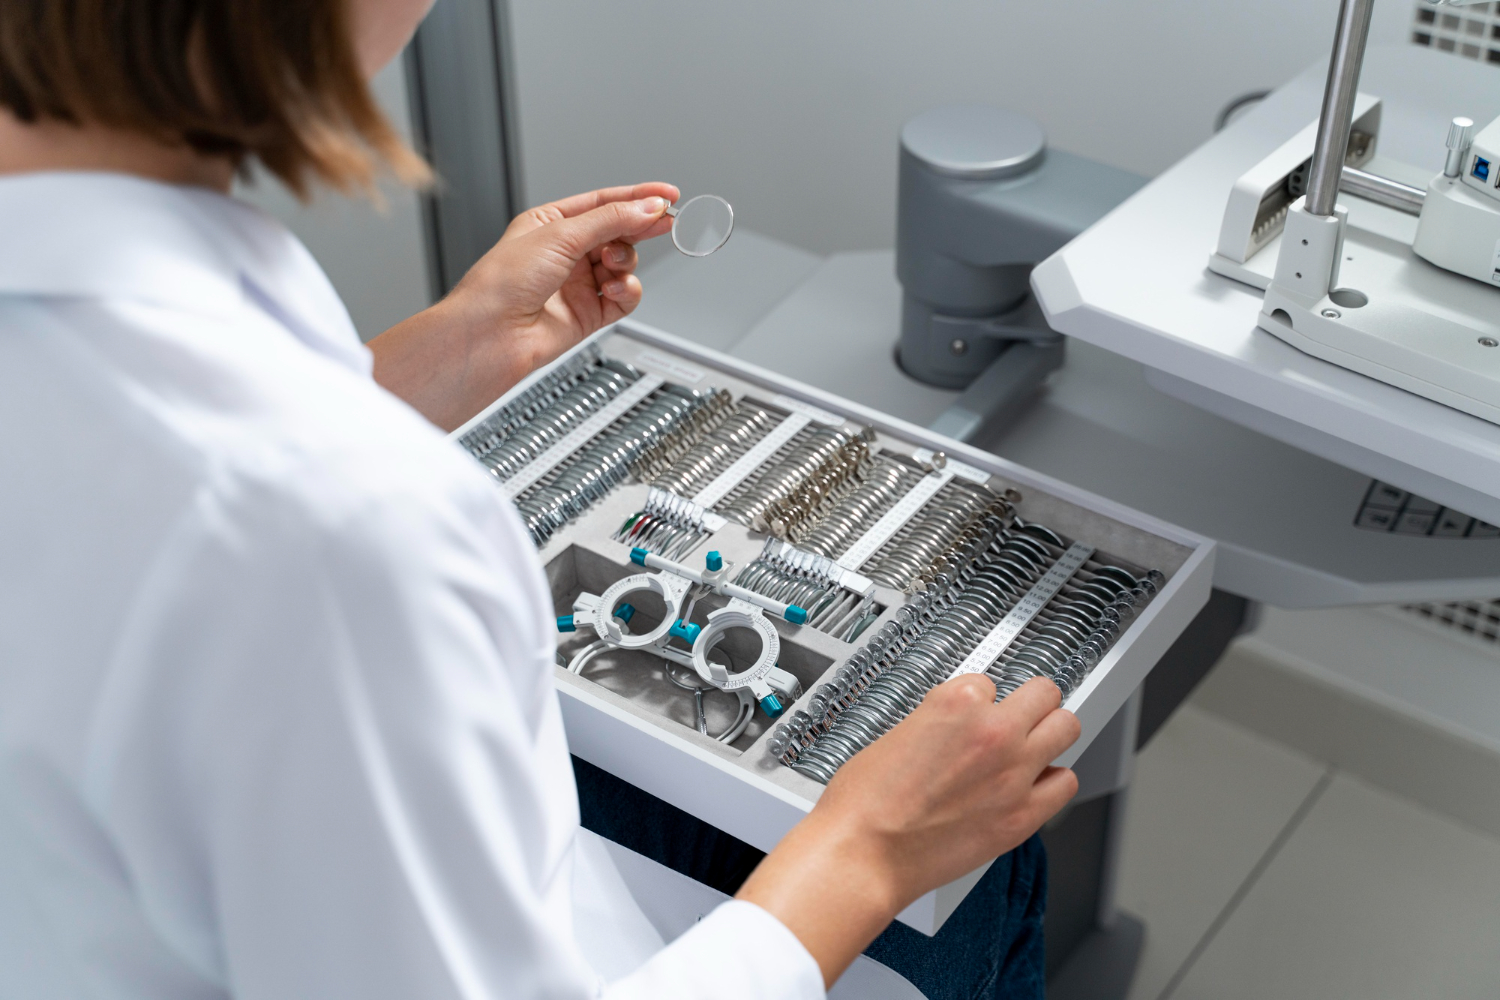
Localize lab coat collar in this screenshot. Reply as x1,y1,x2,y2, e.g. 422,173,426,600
0,170,369,373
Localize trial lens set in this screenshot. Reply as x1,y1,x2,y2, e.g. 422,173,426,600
458,336,1163,785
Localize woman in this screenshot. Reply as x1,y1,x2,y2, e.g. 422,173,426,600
0,1,1081,997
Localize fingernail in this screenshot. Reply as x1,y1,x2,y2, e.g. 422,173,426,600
608,246,630,265
603,280,627,297
640,197,666,215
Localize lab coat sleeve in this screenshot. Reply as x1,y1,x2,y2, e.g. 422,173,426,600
606,900,826,999
83,454,824,1000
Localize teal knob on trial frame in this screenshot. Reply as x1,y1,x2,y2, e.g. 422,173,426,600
669,620,702,644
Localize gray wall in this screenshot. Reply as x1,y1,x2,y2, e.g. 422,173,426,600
508,0,1414,256
235,58,432,341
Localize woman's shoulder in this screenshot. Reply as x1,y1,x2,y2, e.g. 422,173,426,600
3,289,516,568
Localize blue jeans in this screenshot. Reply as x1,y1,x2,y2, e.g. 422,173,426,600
573,757,1047,1000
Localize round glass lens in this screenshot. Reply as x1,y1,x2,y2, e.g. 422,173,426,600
671,195,734,257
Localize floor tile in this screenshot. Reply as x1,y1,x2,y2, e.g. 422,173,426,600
1171,774,1500,1000
1194,627,1500,842
1116,705,1328,1000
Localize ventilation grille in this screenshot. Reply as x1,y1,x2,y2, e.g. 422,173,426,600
1404,600,1500,644
1412,1,1500,64
1354,480,1500,538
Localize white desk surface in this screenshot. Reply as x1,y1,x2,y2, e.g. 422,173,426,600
1032,46,1500,527
637,235,1500,608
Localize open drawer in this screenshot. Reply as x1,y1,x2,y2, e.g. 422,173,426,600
451,319,1215,933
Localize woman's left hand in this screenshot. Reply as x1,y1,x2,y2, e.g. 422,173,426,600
370,182,679,430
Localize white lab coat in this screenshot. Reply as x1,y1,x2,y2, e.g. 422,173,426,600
0,172,823,1000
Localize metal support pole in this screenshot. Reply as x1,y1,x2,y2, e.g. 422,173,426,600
1305,0,1376,217
1340,166,1426,215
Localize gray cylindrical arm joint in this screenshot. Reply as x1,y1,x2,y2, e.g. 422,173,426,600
1305,0,1376,218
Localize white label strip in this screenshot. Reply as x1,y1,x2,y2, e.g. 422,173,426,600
951,543,1095,678
772,394,845,426
633,349,707,385
502,374,665,499
690,412,811,509
836,470,956,570
912,448,990,484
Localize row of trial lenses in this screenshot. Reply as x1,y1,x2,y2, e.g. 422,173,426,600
459,344,603,462
771,527,1163,782
477,359,642,481
614,489,714,561
764,515,1010,769
715,426,871,528
794,458,921,557
629,389,735,484
772,515,1012,748
754,443,871,540
787,530,1065,781
651,401,780,498
861,480,1011,592
983,522,1165,699
515,384,711,544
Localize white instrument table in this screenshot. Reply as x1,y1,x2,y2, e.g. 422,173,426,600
1032,45,1500,527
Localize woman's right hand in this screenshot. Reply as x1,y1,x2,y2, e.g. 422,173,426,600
736,675,1080,987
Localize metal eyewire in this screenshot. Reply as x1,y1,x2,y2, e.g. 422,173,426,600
765,516,1008,777
459,344,603,463
983,521,1166,700
754,443,872,541
629,389,735,483
766,518,1163,784
795,458,921,556
861,480,1012,592
652,401,781,497
477,359,643,481
515,383,716,544
716,426,871,528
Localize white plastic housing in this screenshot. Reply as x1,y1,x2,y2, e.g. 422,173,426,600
1414,173,1500,287
1458,115,1500,205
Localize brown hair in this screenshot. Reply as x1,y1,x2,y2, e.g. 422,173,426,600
0,0,429,198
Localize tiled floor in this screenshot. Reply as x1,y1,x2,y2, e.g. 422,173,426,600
1117,703,1500,1000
